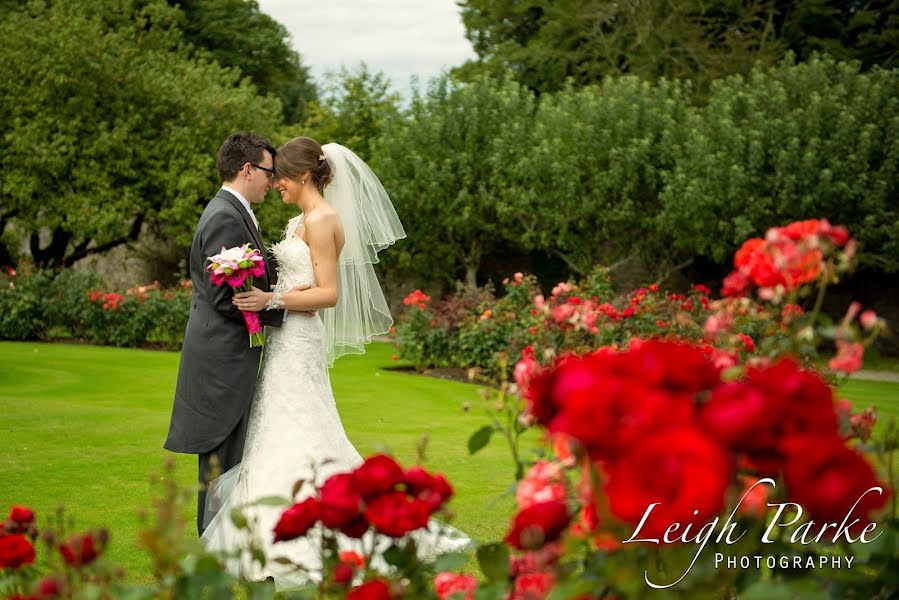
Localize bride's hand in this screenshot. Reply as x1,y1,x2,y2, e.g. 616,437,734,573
232,287,270,312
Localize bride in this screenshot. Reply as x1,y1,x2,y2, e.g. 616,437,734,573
199,136,468,586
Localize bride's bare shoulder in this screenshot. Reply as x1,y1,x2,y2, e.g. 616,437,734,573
304,206,342,232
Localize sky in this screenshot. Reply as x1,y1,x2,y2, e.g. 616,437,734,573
258,0,478,94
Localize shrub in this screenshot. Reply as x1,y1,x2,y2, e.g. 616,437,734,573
0,269,190,349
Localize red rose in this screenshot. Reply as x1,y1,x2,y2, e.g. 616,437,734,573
340,516,370,539
9,506,35,525
829,341,864,374
365,492,429,537
59,532,101,567
753,359,838,436
821,223,850,246
509,542,563,577
36,575,65,597
339,550,366,568
505,500,571,551
736,476,769,519
405,467,453,512
319,473,365,529
514,354,540,395
531,341,718,460
510,571,556,600
778,219,850,247
347,578,392,600
525,353,604,426
618,340,720,395
704,358,840,475
333,562,355,586
782,435,889,532
606,427,733,541
0,534,35,568
722,270,750,297
516,461,566,510
273,498,320,542
353,454,406,499
701,381,780,453
728,232,826,295
434,572,478,600
778,219,822,241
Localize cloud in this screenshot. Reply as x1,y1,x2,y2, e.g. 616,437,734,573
258,0,477,89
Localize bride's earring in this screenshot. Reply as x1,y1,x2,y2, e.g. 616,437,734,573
301,178,306,185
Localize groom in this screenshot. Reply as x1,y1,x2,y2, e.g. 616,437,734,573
164,132,288,535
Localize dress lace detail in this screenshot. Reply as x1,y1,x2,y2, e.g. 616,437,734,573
199,216,468,588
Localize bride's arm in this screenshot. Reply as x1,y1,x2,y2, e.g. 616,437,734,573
280,213,340,310
232,214,340,312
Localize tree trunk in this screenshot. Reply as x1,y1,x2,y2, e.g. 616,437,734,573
27,216,145,269
465,264,478,289
30,227,72,269
0,207,16,267
62,215,144,267
464,239,481,289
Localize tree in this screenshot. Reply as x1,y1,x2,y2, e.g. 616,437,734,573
170,0,318,124
0,0,282,268
456,0,785,94
658,54,899,271
777,0,899,69
373,75,536,288
510,76,693,277
302,64,403,163
253,65,403,240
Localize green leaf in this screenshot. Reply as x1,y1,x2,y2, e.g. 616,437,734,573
252,546,267,568
246,577,276,600
230,508,248,529
383,542,414,568
468,425,494,455
476,543,510,583
473,582,508,600
432,550,470,573
250,495,291,507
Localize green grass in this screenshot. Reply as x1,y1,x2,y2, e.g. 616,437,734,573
0,341,896,585
0,341,521,583
858,350,899,373
840,378,899,432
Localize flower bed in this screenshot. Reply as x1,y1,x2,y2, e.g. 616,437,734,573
1,220,895,599
0,268,191,350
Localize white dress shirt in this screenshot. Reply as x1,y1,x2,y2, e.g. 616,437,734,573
221,185,259,231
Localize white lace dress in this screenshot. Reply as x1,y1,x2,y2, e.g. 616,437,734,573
200,216,468,587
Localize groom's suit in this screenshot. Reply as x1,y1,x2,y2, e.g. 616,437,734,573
164,188,284,534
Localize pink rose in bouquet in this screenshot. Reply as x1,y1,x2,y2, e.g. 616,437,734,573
206,243,267,347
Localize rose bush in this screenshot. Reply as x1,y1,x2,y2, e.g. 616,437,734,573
0,267,191,349
439,219,895,599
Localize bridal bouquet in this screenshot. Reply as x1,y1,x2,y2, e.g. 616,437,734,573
207,244,266,347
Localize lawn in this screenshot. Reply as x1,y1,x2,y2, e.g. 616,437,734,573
0,341,524,584
0,341,896,585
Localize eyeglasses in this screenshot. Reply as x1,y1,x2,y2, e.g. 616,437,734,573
252,164,276,181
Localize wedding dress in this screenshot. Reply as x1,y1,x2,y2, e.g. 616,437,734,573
200,215,469,587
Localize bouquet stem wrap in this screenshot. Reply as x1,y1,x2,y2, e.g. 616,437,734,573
239,277,265,348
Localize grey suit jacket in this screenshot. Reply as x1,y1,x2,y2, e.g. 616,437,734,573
164,189,285,454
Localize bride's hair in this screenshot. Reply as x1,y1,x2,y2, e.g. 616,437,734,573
275,136,334,191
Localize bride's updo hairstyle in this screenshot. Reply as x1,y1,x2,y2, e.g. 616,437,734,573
275,136,334,192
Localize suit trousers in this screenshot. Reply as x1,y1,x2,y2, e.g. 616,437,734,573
197,409,250,536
